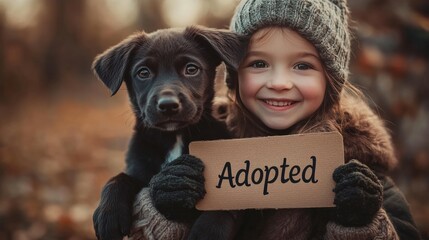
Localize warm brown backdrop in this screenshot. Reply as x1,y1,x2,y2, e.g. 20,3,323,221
1,0,428,239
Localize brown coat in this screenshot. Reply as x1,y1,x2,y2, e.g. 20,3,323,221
229,95,400,239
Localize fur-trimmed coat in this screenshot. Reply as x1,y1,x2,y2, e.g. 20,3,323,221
129,95,421,239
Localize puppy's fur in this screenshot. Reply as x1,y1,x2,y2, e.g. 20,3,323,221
92,26,245,240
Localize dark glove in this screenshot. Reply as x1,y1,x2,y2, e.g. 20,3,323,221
93,173,142,240
149,154,206,222
332,160,383,227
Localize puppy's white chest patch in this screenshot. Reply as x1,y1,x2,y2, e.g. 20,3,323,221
166,135,183,163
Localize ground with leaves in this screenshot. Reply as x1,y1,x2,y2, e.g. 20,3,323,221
0,83,133,239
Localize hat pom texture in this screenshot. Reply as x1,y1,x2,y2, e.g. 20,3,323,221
231,0,351,85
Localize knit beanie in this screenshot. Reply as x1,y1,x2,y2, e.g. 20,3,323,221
230,0,351,89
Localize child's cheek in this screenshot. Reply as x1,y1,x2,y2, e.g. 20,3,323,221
296,79,326,101
238,72,264,98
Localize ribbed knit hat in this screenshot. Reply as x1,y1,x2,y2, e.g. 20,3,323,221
230,0,351,88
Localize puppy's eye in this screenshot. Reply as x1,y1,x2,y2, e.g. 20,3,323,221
137,67,151,79
184,63,200,76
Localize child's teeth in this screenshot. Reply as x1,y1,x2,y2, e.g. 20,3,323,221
265,100,292,106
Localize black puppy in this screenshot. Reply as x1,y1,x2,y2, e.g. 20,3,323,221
92,26,245,240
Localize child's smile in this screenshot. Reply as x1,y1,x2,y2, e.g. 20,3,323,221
260,98,298,111
238,27,326,130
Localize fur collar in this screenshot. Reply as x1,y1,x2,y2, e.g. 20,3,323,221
338,96,397,173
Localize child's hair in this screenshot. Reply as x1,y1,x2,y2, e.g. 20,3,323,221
226,0,364,137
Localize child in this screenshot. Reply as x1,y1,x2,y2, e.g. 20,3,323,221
130,0,421,239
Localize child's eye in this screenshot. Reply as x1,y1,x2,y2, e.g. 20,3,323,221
249,60,269,68
294,63,313,70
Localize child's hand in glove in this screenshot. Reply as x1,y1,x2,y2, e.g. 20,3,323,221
332,160,383,227
149,154,206,222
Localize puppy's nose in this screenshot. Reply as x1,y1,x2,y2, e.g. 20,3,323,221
157,96,180,115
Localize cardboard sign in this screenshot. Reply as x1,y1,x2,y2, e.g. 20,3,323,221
189,132,344,210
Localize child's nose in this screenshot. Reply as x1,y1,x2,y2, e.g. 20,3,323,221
267,69,293,90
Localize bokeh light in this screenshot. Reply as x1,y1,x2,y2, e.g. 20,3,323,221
162,0,204,27
0,0,43,28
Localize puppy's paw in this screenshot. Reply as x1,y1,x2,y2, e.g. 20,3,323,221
149,154,205,222
332,160,383,227
93,204,131,240
93,173,141,240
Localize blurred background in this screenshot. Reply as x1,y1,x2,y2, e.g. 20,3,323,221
0,0,428,239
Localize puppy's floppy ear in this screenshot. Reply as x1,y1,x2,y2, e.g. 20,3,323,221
92,33,145,96
185,26,248,69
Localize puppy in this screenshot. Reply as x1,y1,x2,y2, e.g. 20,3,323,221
92,26,245,240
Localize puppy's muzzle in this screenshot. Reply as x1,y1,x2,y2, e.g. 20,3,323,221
157,90,181,116
158,96,180,116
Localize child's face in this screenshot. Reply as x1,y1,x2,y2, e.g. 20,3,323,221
238,27,326,130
